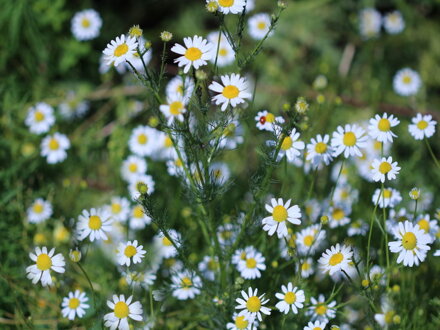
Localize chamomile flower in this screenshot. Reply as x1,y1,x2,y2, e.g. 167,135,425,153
372,188,402,208
129,205,151,230
369,265,386,285
209,74,251,111
232,246,254,265
77,208,113,242
26,246,65,286
27,198,52,224
61,290,89,320
124,38,152,72
25,102,55,134
155,229,181,258
331,124,367,158
226,312,258,330
327,204,351,228
370,156,400,183
318,244,353,276
296,225,326,256
255,110,284,131
128,126,159,157
217,223,238,246
171,270,202,300
104,295,143,329
166,76,195,101
71,9,102,41
128,174,155,199
235,287,271,322
207,31,235,67
304,320,328,330
333,184,358,206
198,256,220,281
237,247,266,279
388,221,431,267
125,270,156,289
248,13,272,40
347,219,369,237
415,214,438,238
210,162,231,185
40,133,70,164
368,113,400,143
171,35,213,73
217,120,245,149
307,134,333,168
103,34,138,67
121,155,147,182
408,113,437,140
359,8,382,39
384,11,405,34
308,294,337,322
275,283,305,314
117,240,146,267
298,258,314,278
393,68,421,96
386,208,412,234
105,197,130,223
214,0,246,15
159,93,187,124
272,128,305,163
262,198,301,238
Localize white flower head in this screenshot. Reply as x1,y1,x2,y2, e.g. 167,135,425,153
255,110,285,132
248,13,272,40
370,156,400,183
25,102,55,135
106,196,130,223
129,204,151,230
393,68,421,96
274,128,306,163
384,11,405,34
166,76,195,101
275,282,305,314
368,113,400,143
304,320,328,330
61,290,89,320
209,73,252,111
235,287,271,322
128,125,159,157
27,198,53,224
71,9,102,41
318,244,353,276
198,255,220,281
103,34,138,67
171,270,202,300
331,124,368,158
159,93,187,124
77,208,113,242
212,0,246,15
226,312,259,330
237,247,266,279
306,134,333,168
408,113,437,140
26,246,65,287
128,174,155,200
117,240,146,267
262,198,301,238
155,229,181,258
359,8,382,39
307,294,337,322
207,31,235,67
41,133,70,164
372,187,402,208
104,294,143,329
171,35,213,73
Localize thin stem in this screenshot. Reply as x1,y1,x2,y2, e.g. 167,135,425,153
366,188,382,277
381,183,390,287
425,138,440,170
76,262,97,312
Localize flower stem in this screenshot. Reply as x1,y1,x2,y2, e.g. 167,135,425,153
425,138,440,170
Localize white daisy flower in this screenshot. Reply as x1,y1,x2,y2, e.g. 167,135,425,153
415,214,438,238
388,220,431,267
26,246,65,287
128,125,159,157
304,320,328,330
370,156,400,182
296,225,326,256
77,208,113,242
125,38,152,72
71,9,102,41
275,282,305,314
159,93,187,124
217,223,238,246
27,198,52,224
307,294,337,322
25,102,55,135
235,287,271,322
248,13,272,40
40,133,70,164
208,73,252,111
61,290,89,320
231,246,253,265
327,204,351,228
333,184,358,206
347,219,369,237
255,110,284,131
262,198,301,238
117,240,146,267
104,294,143,329
384,11,405,35
372,188,402,208
359,8,382,39
213,0,246,15
171,270,202,300
106,197,130,223
103,34,138,67
198,256,219,281
129,205,151,230
210,162,231,185
128,174,155,200
237,247,266,279
272,128,306,163
155,229,181,258
216,120,245,149
306,134,333,168
125,270,156,289
171,35,213,73
226,312,258,330
369,265,386,285
166,76,194,101
374,298,396,328
331,124,368,158
368,113,400,143
245,0,255,11
408,113,437,140
298,258,314,278
207,31,235,67
318,244,353,276
121,155,147,183
393,68,421,96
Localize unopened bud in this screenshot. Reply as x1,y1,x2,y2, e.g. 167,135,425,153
160,31,173,42
129,25,143,38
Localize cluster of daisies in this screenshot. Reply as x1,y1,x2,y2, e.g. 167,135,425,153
359,8,405,39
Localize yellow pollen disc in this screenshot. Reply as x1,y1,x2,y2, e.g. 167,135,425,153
265,113,275,123
272,205,288,222
315,304,327,315
234,315,248,329
137,134,147,144
383,189,392,198
281,136,293,150
88,215,102,230
169,101,184,116
181,277,192,288
332,208,344,221
34,111,45,122
304,235,314,247
220,230,232,239
48,139,59,150
124,245,137,257
315,142,327,154
219,48,228,56
402,75,412,84
68,297,80,309
246,258,257,269
313,328,322,330
36,253,52,271
379,162,392,174
112,203,122,213
257,22,266,30
208,260,218,270
418,219,429,233
402,232,417,250
81,18,91,28
133,206,143,218
284,291,296,304
162,237,172,246
385,311,395,324
343,132,356,146
175,158,183,167
33,203,44,214
246,296,261,313
301,262,311,271
114,43,129,57
128,163,138,172
378,118,391,131
184,47,202,61
219,0,234,7
329,252,344,266
164,136,173,148
222,85,240,99
114,301,129,319
417,120,428,130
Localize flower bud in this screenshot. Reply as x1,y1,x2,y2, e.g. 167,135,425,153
129,25,143,38
69,248,82,263
160,31,173,42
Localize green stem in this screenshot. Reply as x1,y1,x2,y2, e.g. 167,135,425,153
76,262,97,312
381,183,390,288
425,138,440,170
366,188,382,278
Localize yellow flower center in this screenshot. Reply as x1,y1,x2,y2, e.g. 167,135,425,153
222,85,240,99
329,252,344,266
301,262,311,271
418,219,429,233
88,215,102,230
402,232,417,250
284,291,296,304
303,235,314,247
379,162,392,174
313,328,322,330
124,245,137,257
68,297,80,309
385,310,395,324
281,136,293,150
81,18,91,28
137,134,147,144
234,315,248,329
383,189,392,198
257,22,266,30
272,205,288,222
162,237,172,246
114,43,129,57
246,258,257,269
34,111,45,122
246,296,261,313
417,120,428,130
378,118,391,131
128,163,138,173
402,75,412,84
315,304,327,315
48,138,59,150
133,206,143,218
114,301,129,319
315,142,327,154
33,203,44,214
169,101,184,115
208,259,218,270
184,47,202,61
219,0,234,7
332,208,344,221
219,48,228,56
112,203,122,214
181,277,192,288
265,113,275,123
343,132,356,146
36,253,52,271
164,136,173,148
